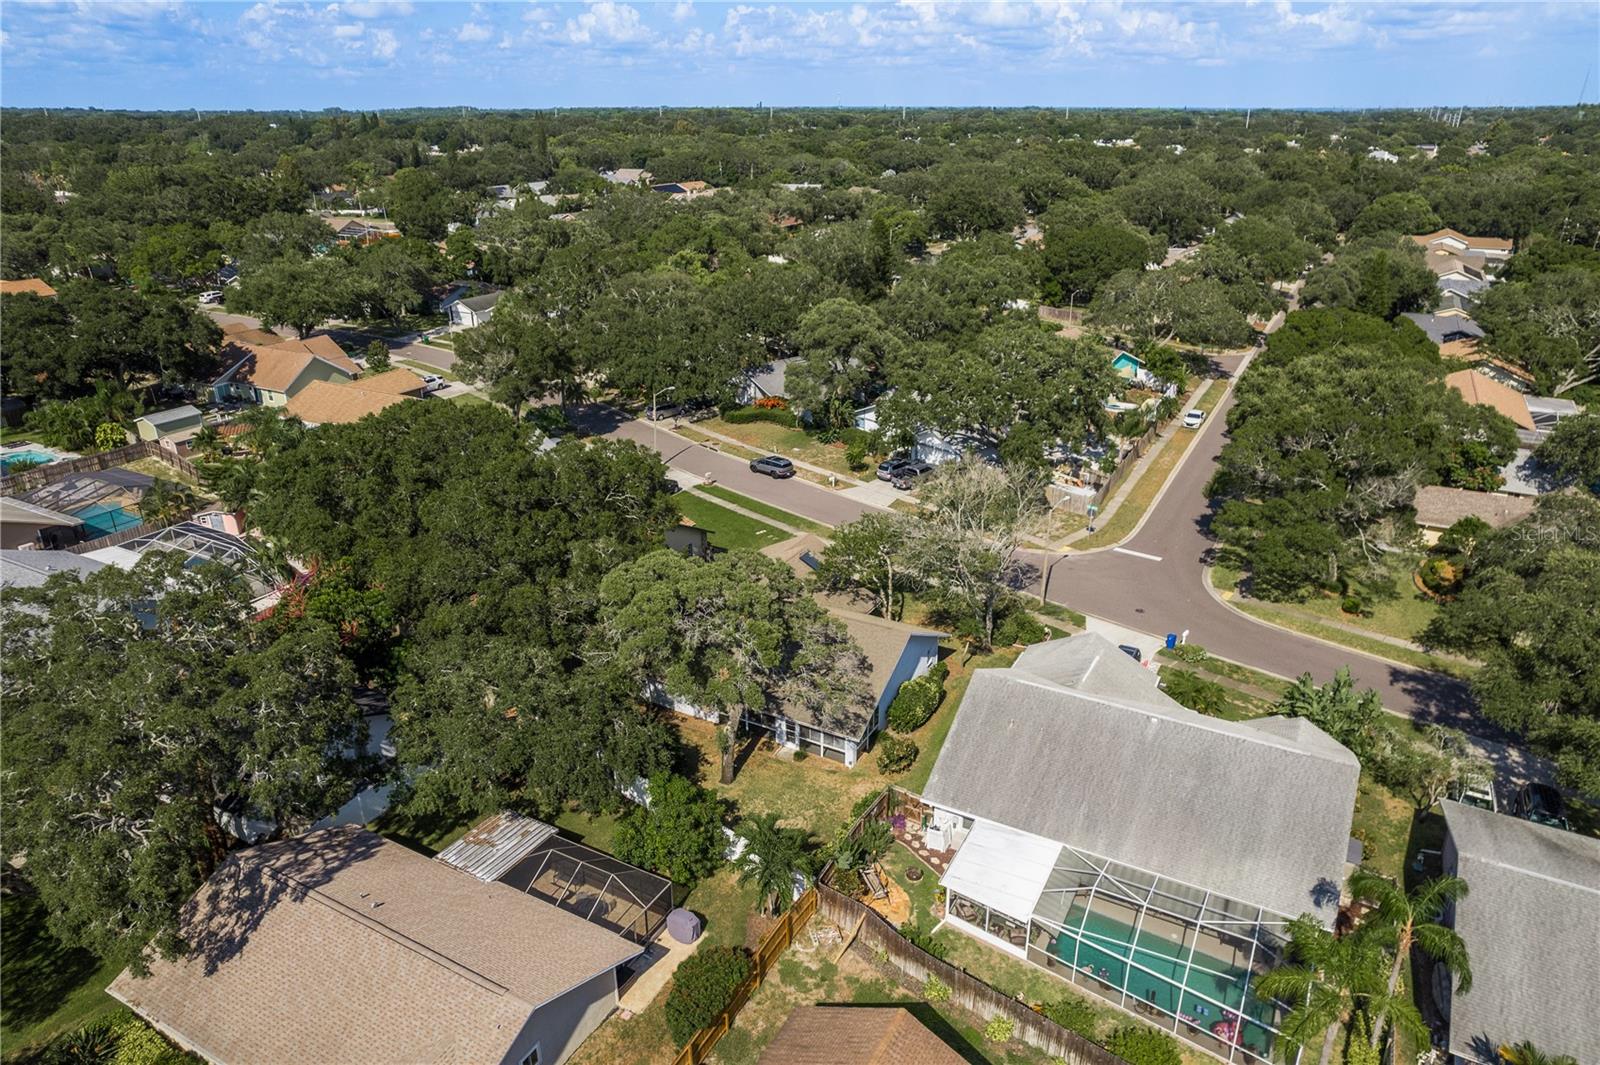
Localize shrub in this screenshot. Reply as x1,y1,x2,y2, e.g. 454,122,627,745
753,396,788,410
928,658,950,684
845,439,868,470
792,748,808,761
832,865,865,897
1106,1025,1183,1065
1418,556,1459,595
984,1015,1016,1043
923,974,951,1003
857,819,893,861
887,673,943,732
898,919,950,961
994,609,1048,646
1043,997,1099,1038
666,946,752,1046
1341,596,1364,615
109,1016,187,1065
722,405,798,427
1165,642,1208,664
876,734,918,773
1159,669,1229,717
848,787,886,822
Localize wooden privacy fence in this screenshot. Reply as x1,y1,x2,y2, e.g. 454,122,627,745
815,881,1124,1065
0,440,201,495
671,887,818,1065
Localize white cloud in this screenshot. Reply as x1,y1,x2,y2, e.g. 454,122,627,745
370,27,398,57
565,1,651,45
458,21,493,42
332,23,364,38
336,1,414,18
672,1,694,22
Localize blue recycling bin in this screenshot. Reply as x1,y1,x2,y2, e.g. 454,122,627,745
1166,633,1178,649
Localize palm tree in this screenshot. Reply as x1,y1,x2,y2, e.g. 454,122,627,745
191,423,224,461
1254,915,1421,1065
734,812,815,916
1348,870,1471,1053
1498,1041,1578,1065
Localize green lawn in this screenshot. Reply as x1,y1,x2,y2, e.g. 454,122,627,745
700,417,874,480
449,393,490,406
396,358,459,381
697,484,832,535
676,492,792,552
1,893,124,1060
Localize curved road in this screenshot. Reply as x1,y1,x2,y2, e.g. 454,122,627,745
1023,358,1486,734
576,375,1484,732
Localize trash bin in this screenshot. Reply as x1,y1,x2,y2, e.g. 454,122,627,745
1165,633,1178,649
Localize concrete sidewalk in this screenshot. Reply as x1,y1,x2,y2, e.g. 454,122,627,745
676,421,869,487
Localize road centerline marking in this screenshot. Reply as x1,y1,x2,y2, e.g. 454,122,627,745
1112,547,1164,562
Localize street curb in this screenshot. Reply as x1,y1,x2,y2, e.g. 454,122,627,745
686,486,814,536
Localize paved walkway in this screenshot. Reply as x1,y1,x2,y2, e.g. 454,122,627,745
688,486,809,535
839,479,903,508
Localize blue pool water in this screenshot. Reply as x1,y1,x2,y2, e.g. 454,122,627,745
70,503,143,539
0,450,57,475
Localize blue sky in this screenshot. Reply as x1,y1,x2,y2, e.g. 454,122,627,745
1,2,1596,111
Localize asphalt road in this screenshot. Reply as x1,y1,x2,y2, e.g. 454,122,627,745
1020,357,1489,734
571,403,885,527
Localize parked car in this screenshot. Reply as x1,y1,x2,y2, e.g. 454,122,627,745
1449,776,1497,812
749,455,796,479
420,374,446,394
891,461,936,489
1511,782,1569,829
877,456,915,482
663,476,682,495
1117,644,1142,662
198,290,223,304
1181,409,1206,429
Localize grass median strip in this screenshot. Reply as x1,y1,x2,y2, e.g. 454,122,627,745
697,484,831,535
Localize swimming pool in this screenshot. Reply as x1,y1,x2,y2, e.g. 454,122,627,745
70,503,144,539
0,449,57,475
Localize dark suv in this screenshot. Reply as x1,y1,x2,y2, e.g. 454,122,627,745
877,456,915,482
749,455,796,479
1512,783,1570,829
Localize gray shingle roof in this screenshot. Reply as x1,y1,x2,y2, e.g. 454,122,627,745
459,291,502,313
922,633,1360,923
1442,801,1600,1064
0,549,105,588
1402,312,1486,345
136,405,202,427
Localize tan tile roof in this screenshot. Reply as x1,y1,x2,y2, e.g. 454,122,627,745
1412,228,1514,253
0,278,58,297
353,367,428,396
1413,486,1536,530
285,379,414,425
296,335,363,374
218,340,360,394
1446,369,1534,429
760,1006,966,1065
109,826,639,1065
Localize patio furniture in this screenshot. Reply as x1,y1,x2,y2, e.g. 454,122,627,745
665,908,702,945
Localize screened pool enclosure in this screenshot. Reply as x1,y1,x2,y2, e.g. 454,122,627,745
945,841,1296,1064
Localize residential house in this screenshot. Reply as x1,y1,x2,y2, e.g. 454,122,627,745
1421,249,1492,310
84,521,283,612
600,167,653,186
0,497,86,550
1414,143,1440,159
1411,486,1535,543
449,290,503,330
1445,369,1535,432
1523,394,1581,437
852,404,999,467
646,562,943,766
919,632,1360,1065
133,405,204,443
320,215,401,244
664,521,710,559
0,277,58,297
284,374,421,427
1437,801,1599,1065
109,826,644,1065
1494,449,1561,497
0,548,105,587
760,1006,966,1064
735,358,795,406
1410,228,1514,262
436,811,673,945
210,340,361,407
1367,148,1399,163
1402,310,1486,347
650,179,713,199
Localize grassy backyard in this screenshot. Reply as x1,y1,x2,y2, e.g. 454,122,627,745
676,492,793,552
1,893,124,1061
697,484,832,535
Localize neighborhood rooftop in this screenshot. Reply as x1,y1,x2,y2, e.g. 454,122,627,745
109,825,642,1065
759,1006,966,1065
923,632,1359,924
1441,801,1600,1065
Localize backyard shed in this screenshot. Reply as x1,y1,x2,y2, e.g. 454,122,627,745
134,405,204,442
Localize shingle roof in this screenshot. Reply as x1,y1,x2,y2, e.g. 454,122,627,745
1446,369,1534,429
109,826,640,1065
831,609,943,709
459,291,502,313
1412,486,1536,530
285,379,414,425
136,405,202,428
352,367,428,396
1411,228,1514,253
760,1006,966,1065
216,341,359,394
1441,802,1600,1065
922,632,1359,923
0,278,58,297
1402,312,1486,346
0,549,105,588
741,358,793,400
